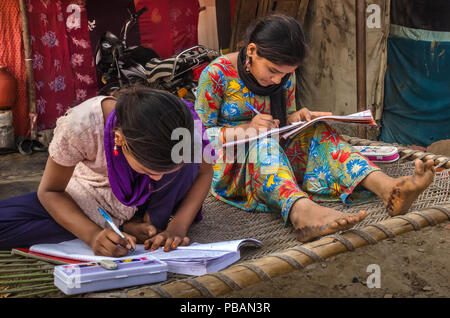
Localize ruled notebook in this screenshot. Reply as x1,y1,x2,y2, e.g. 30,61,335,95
223,110,377,147
29,238,262,275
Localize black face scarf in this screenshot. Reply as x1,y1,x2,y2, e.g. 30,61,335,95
237,46,291,127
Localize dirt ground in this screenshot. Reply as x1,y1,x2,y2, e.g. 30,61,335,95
0,151,449,298
225,224,449,298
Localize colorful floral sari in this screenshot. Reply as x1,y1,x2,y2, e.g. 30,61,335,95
195,56,380,224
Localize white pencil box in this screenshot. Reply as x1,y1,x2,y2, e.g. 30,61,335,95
53,256,168,295
354,145,399,163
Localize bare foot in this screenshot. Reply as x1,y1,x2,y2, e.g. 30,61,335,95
384,160,435,216
290,198,367,243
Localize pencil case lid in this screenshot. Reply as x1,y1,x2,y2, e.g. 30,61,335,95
354,145,399,163
54,255,167,284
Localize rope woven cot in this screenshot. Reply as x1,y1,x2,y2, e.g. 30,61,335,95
181,162,450,259
90,158,450,298
1,140,449,298
367,223,395,238
208,272,243,291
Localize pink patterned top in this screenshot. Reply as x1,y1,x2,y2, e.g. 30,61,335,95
48,96,137,228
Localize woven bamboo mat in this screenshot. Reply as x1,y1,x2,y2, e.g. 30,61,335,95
186,161,450,262
134,161,449,292
1,161,448,298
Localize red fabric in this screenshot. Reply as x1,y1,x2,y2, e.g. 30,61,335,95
192,62,209,81
0,0,29,137
62,0,98,104
27,0,97,131
135,0,199,58
230,0,237,24
27,0,75,130
169,0,199,55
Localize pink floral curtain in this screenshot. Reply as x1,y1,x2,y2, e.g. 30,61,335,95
28,0,98,131
26,0,199,130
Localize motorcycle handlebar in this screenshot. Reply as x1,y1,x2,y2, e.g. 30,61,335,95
135,6,148,19
122,6,147,47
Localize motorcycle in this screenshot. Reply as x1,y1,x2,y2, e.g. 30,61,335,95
94,5,219,101
144,45,219,101
94,6,159,94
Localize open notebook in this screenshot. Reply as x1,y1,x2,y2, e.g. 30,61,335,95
29,238,262,276
223,110,377,147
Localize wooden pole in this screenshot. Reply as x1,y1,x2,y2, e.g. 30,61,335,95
18,0,37,140
296,0,310,24
229,0,242,51
397,149,450,169
356,0,367,139
343,135,450,169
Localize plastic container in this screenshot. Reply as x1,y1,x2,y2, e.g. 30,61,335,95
53,256,168,295
0,110,15,149
0,66,17,110
354,145,399,163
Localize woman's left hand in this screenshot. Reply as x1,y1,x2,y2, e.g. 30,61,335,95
144,222,190,252
287,107,333,124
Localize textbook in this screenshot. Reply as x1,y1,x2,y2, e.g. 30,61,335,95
223,110,377,147
151,239,262,275
29,238,262,276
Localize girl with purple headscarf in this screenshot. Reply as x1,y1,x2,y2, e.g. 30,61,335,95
0,88,214,257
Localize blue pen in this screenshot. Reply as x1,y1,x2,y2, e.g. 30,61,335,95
98,207,135,253
245,101,260,115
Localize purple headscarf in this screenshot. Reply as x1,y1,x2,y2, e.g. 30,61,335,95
104,108,152,207
104,99,214,207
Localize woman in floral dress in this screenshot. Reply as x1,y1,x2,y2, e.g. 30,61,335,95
195,14,435,242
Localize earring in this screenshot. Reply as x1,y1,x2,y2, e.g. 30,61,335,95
245,57,251,72
113,144,119,156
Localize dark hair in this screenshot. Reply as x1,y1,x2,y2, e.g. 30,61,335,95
245,14,307,66
114,87,194,172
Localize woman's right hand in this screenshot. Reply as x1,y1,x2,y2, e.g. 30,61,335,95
222,114,279,143
248,114,279,133
90,228,136,257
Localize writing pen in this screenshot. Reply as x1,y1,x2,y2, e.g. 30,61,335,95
245,101,261,115
245,101,280,128
98,207,135,253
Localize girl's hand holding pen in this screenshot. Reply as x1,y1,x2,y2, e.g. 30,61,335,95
96,207,137,256
90,228,137,257
249,113,279,132
245,101,279,132
222,114,279,143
